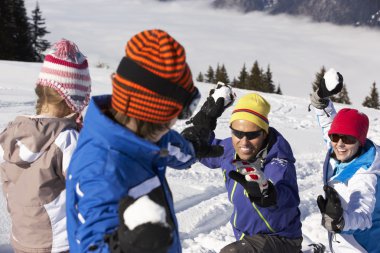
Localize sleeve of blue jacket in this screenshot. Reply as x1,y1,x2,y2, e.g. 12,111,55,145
66,166,127,252
164,130,198,169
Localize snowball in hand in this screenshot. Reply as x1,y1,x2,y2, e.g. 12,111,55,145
123,195,167,230
212,82,235,107
324,68,340,91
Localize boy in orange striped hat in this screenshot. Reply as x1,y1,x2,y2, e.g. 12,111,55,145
65,29,227,253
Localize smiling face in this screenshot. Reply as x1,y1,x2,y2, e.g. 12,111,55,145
231,119,267,161
330,135,360,162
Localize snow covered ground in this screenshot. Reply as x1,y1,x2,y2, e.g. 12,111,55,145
1,0,380,252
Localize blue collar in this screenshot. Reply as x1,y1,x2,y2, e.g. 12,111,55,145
331,140,376,183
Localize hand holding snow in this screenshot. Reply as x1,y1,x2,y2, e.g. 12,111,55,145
211,82,236,107
123,195,167,230
323,68,341,91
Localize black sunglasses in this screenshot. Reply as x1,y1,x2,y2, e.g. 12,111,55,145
230,126,262,140
329,134,357,145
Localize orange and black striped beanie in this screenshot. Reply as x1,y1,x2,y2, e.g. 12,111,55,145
112,29,196,123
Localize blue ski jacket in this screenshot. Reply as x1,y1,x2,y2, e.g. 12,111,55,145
315,101,380,253
200,127,302,240
66,95,197,253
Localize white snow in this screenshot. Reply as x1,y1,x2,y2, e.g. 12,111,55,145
1,0,380,252
123,196,168,230
324,68,340,91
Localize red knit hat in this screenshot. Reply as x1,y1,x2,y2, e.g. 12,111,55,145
111,29,196,123
328,108,369,146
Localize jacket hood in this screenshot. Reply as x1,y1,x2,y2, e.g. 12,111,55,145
0,115,77,165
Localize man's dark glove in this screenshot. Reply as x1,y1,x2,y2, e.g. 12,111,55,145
186,82,235,130
310,68,343,110
105,196,173,253
317,185,345,233
181,126,224,158
187,96,225,130
229,170,276,207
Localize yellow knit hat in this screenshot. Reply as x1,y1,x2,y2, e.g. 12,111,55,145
229,93,270,133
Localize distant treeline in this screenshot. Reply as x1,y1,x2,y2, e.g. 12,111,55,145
197,63,379,110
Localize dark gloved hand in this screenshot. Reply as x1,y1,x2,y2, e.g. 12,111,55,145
186,96,225,131
105,196,173,253
209,82,236,109
187,82,235,131
229,170,276,207
181,126,224,158
317,69,343,98
317,185,345,233
310,68,343,110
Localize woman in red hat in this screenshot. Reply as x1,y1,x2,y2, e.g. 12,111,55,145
310,68,380,253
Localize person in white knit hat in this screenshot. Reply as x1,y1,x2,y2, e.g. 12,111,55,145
0,38,91,253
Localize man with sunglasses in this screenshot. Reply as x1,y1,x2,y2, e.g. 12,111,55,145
190,93,303,253
310,68,380,253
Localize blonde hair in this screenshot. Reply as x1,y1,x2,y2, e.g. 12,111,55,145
110,108,171,140
35,86,73,117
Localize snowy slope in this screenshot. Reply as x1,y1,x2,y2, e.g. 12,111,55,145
0,61,379,252
21,0,380,106
1,0,380,251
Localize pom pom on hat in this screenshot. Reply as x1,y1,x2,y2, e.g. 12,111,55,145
230,93,270,133
328,108,369,146
37,39,91,113
111,29,196,124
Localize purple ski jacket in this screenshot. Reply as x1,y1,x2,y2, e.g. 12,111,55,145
200,127,302,240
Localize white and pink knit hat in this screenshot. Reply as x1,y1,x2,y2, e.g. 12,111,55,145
37,39,91,113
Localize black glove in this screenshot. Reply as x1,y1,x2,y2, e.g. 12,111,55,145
317,70,343,98
229,170,277,207
310,69,343,110
105,196,173,253
186,96,225,131
317,185,345,233
181,126,224,158
187,82,235,130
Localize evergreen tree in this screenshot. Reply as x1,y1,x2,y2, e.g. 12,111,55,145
215,64,230,84
0,0,35,61
263,65,276,93
196,72,204,82
331,84,351,104
236,63,249,89
231,77,239,87
276,84,283,95
362,82,380,109
30,2,50,62
205,66,215,83
0,0,13,59
247,61,263,91
312,66,326,92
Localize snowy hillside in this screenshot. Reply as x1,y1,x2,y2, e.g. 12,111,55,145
1,0,380,251
0,60,379,252
21,0,380,106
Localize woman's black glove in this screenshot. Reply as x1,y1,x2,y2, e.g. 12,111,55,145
317,185,345,233
310,68,343,109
